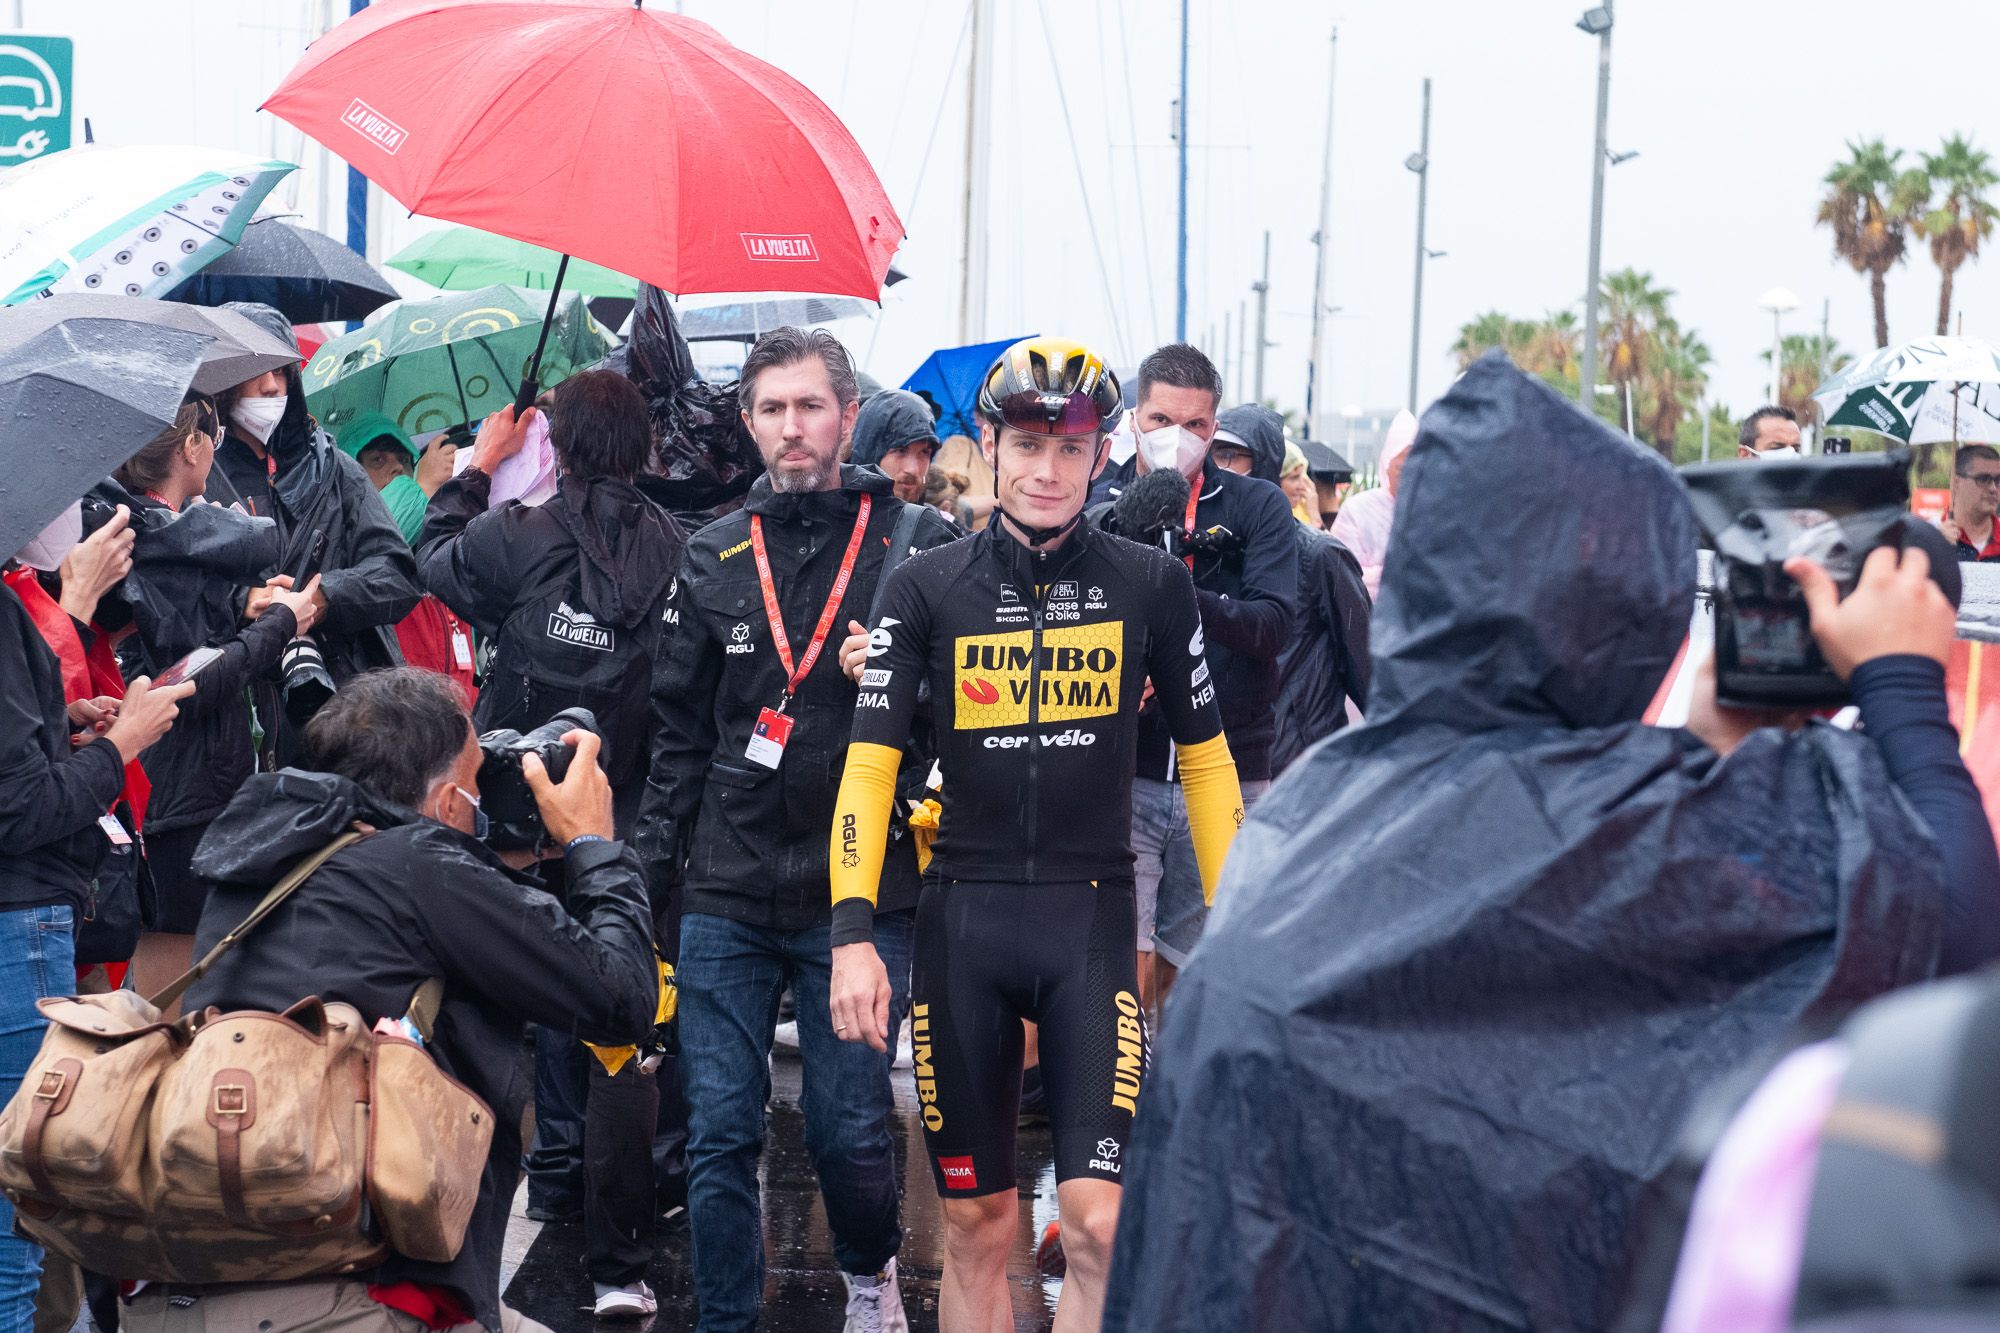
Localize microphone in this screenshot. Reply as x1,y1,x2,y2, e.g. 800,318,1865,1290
1111,466,1191,549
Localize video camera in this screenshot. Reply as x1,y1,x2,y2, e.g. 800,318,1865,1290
476,706,598,851
1683,449,1959,708
1108,466,1245,559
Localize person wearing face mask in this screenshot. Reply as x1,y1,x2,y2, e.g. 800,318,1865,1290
0,503,195,1329
207,303,421,756
1086,343,1298,1014
123,668,658,1333
1736,404,1805,460
92,399,325,1001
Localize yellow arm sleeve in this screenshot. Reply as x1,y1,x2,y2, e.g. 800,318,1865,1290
830,741,904,911
1175,732,1245,906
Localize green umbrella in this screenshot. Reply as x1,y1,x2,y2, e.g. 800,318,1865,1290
301,284,614,437
386,227,638,299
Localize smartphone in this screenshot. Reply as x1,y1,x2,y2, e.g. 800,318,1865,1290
1822,436,1853,456
153,646,224,690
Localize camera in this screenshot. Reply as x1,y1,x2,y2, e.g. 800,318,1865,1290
1683,449,1959,708
476,706,598,850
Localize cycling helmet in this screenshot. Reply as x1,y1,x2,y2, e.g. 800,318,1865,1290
976,337,1123,435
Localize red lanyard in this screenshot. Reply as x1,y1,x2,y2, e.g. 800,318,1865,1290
749,494,872,705
1181,482,1201,571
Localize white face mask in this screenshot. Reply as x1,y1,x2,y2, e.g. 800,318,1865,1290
1137,422,1207,478
15,501,81,571
1753,444,1802,460
231,394,288,443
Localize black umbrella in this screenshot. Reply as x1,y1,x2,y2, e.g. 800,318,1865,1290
1298,438,1355,484
0,295,297,396
166,217,399,325
0,315,212,560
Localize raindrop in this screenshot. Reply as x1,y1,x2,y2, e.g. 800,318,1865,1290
82,274,100,288
180,240,198,254
151,262,169,277
142,227,162,243
113,251,132,265
211,205,228,215
123,284,142,296
222,191,239,202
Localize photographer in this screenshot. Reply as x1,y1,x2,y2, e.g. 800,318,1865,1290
1091,344,1297,1013
208,304,420,758
125,668,657,1333
1106,356,2000,1333
417,369,686,1317
0,520,192,1329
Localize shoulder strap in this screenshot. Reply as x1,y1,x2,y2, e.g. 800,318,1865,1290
867,502,929,626
406,977,445,1043
147,830,365,1012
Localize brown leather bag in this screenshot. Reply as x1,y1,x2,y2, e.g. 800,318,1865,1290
0,831,493,1284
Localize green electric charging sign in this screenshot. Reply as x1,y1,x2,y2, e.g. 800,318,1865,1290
0,35,71,167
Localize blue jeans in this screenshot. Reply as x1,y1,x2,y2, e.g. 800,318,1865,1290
0,904,72,1333
1133,776,1269,967
678,910,914,1333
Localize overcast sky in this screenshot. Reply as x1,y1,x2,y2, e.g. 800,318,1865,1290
23,0,2000,451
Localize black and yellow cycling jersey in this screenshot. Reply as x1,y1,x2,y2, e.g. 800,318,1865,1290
828,518,1244,946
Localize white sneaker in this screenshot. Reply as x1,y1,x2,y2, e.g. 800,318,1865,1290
592,1279,657,1318
773,1018,802,1056
893,1016,913,1070
841,1256,910,1333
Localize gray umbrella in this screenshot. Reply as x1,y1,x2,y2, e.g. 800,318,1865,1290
675,296,872,343
167,217,400,325
0,314,213,559
1299,438,1355,484
0,294,296,395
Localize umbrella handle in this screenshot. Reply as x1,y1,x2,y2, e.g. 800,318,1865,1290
512,252,572,416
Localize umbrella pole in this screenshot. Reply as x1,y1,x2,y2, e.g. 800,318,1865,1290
512,253,571,416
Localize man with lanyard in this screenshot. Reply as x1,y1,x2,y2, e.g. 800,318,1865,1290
636,327,955,1333
826,336,1246,1332
1093,344,1298,1015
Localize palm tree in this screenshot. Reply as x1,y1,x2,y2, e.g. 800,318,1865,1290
1521,310,1581,382
1915,134,2000,335
1644,324,1711,456
1761,333,1849,428
1816,139,1928,348
1599,268,1672,392
1450,312,1532,369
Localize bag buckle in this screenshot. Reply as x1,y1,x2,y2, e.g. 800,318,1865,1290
213,1084,249,1117
32,1071,64,1101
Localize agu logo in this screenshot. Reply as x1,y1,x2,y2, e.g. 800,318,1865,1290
740,233,819,262
952,622,1124,730
340,98,408,155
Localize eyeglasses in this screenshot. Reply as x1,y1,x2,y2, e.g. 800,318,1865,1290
1957,472,2000,488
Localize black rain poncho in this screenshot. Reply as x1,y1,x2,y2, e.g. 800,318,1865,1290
1104,354,1951,1333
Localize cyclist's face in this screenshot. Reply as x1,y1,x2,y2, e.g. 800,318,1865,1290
742,358,858,494
984,423,1107,531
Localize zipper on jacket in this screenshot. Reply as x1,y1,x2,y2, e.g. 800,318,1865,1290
1025,554,1047,883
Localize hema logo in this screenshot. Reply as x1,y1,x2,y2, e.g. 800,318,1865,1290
341,98,407,155
740,233,818,262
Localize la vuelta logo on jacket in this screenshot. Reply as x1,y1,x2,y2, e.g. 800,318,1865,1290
952,623,1123,729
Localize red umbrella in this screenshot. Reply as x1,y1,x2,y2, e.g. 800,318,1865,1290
262,0,903,403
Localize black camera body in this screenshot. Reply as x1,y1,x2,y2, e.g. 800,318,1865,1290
1684,450,1959,709
476,706,598,851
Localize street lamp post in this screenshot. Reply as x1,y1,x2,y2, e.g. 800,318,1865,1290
1577,3,1614,408
1758,286,1799,406
1405,77,1432,413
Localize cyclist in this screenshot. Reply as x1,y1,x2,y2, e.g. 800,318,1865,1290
827,337,1245,1331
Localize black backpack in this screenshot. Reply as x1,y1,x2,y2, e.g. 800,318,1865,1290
477,554,669,792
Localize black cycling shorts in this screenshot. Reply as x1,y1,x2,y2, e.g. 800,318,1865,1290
910,877,1147,1198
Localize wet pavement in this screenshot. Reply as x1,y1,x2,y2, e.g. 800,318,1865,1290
502,1055,1065,1331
